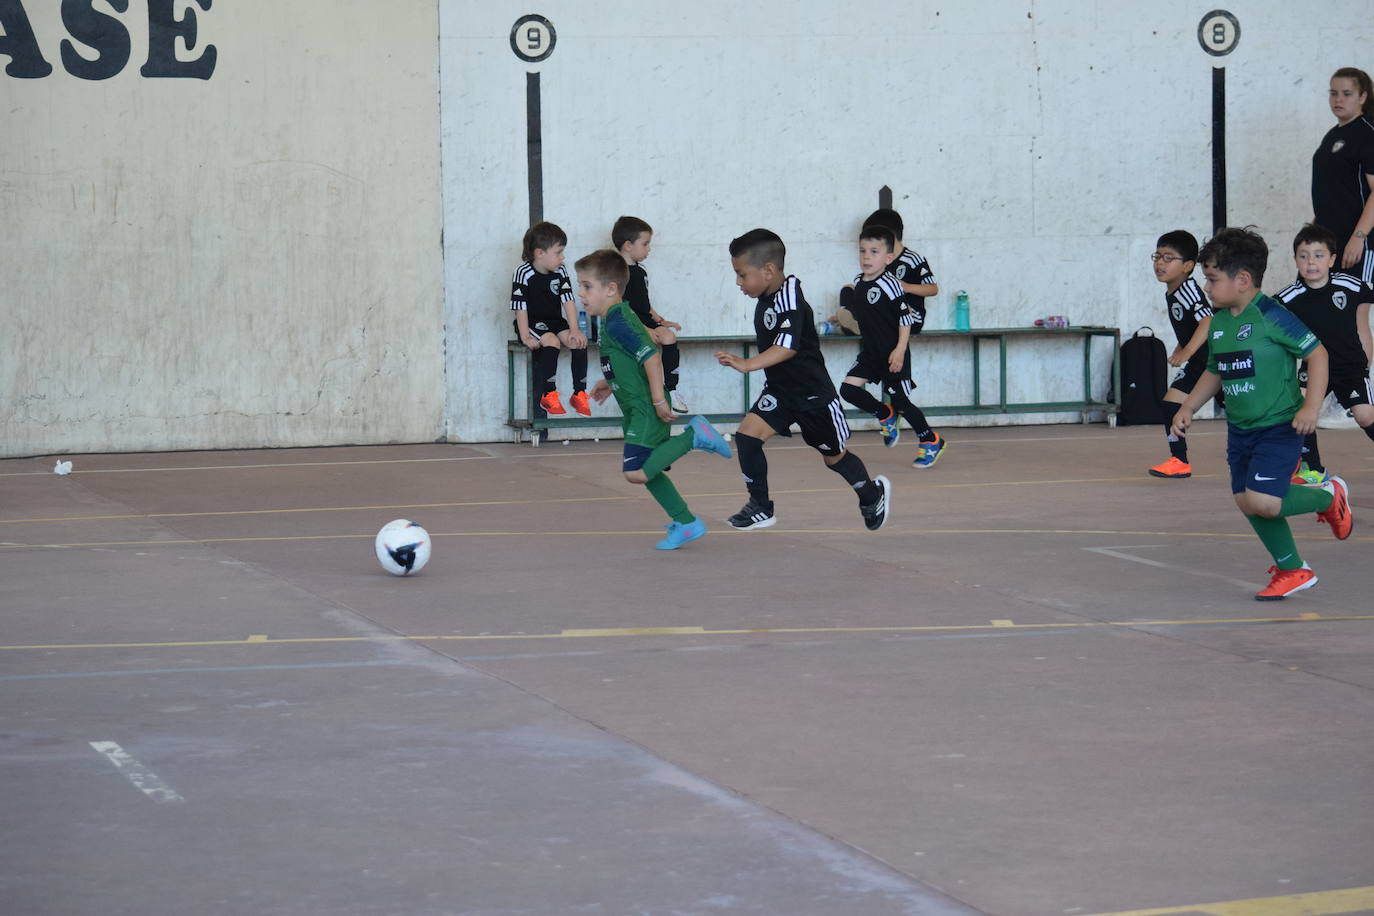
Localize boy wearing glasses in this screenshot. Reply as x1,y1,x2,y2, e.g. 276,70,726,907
1148,230,1215,478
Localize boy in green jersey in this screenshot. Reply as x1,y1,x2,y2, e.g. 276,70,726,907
575,250,733,550
1172,227,1353,600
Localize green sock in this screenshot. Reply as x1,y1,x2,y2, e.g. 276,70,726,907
644,473,694,524
1246,514,1302,570
640,428,696,480
1279,483,1333,517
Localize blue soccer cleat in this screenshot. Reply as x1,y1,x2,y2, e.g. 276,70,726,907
912,433,946,469
656,517,707,550
689,416,732,458
878,407,900,448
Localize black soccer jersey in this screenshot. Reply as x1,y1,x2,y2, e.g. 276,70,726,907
1165,277,1213,349
510,261,574,322
849,272,913,355
625,263,653,324
1311,116,1374,248
1275,272,1373,371
754,275,837,408
885,247,936,332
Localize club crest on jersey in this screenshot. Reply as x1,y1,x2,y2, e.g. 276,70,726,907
867,287,882,305
895,265,908,279
762,308,778,330
549,278,562,295
1236,323,1253,340
1333,140,1346,153
1334,291,1348,310
1171,303,1184,321
757,394,778,412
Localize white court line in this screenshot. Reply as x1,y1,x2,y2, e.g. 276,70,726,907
89,741,185,803
1083,545,1257,590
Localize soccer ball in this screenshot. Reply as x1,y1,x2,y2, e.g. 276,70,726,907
374,519,431,576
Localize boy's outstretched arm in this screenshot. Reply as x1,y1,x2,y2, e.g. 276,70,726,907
1170,369,1222,438
715,345,795,374
1293,346,1328,435
642,352,676,421
1171,315,1213,367
889,325,911,374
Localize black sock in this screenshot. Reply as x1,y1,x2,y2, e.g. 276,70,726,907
662,342,680,392
734,434,770,505
570,347,588,393
889,386,934,441
537,347,558,393
1365,424,1374,444
840,382,887,420
1160,401,1187,462
828,451,879,503
1303,432,1323,473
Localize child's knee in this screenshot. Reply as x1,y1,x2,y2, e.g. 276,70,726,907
542,334,562,349
624,469,648,485
1353,404,1374,427
658,328,677,345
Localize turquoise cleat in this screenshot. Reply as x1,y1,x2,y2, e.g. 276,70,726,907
656,517,707,550
689,416,732,458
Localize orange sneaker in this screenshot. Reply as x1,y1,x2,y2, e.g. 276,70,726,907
1315,476,1353,540
1255,564,1317,601
539,391,566,415
569,390,591,417
1148,457,1191,478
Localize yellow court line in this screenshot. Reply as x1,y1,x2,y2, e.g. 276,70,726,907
0,477,1178,525
1084,883,1374,916
1,613,1371,652
4,526,1371,550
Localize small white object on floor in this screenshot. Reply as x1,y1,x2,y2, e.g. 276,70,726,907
54,460,73,475
563,440,570,445
594,437,599,442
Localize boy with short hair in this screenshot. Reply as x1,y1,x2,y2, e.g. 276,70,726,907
857,208,945,466
575,249,733,551
613,216,688,413
1171,227,1353,601
715,228,891,531
837,225,944,466
510,221,591,416
1273,223,1374,481
1148,230,1215,478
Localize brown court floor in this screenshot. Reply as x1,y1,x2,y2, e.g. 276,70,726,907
2,420,1373,916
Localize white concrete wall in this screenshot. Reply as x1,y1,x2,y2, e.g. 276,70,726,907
442,0,1374,441
7,3,1371,455
2,0,444,457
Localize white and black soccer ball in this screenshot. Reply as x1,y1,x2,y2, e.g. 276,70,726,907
374,519,431,576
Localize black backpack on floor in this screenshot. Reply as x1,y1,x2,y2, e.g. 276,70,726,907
1117,328,1168,426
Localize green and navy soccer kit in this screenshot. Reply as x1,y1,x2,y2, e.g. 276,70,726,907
599,301,671,467
1208,292,1320,496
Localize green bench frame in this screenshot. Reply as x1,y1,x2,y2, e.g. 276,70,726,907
507,327,1121,444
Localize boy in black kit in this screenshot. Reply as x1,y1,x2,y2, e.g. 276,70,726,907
837,224,945,466
862,208,939,332
510,221,591,417
715,228,891,531
1148,230,1215,478
1275,223,1374,480
613,216,687,413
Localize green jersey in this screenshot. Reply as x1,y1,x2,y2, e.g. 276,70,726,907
1207,292,1319,430
598,301,671,448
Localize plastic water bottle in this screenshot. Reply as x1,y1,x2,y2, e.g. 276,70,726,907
577,309,589,336
818,320,837,335
954,291,970,331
